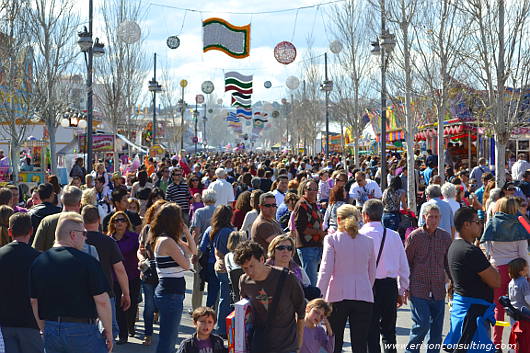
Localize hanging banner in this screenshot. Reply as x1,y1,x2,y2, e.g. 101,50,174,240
203,18,251,58
78,134,114,153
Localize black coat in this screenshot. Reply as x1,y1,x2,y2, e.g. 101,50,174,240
177,333,227,353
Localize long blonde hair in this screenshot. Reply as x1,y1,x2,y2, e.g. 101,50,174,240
337,204,362,238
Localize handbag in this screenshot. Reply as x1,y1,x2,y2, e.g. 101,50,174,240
250,268,288,353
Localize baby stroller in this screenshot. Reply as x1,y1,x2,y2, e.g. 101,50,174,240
499,296,530,353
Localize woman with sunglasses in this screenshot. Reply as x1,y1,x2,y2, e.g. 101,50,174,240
266,234,310,287
148,203,195,353
188,175,205,197
107,211,141,345
292,179,326,287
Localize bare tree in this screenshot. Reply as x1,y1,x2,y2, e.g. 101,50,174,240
95,0,147,168
329,0,374,167
28,0,79,175
0,0,36,180
459,0,530,187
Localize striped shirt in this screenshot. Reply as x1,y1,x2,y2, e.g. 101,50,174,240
154,241,186,294
165,181,191,211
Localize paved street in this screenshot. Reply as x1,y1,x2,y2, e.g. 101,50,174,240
113,270,510,353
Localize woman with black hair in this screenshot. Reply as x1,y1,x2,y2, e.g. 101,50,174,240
382,176,408,231
132,170,153,216
145,187,166,211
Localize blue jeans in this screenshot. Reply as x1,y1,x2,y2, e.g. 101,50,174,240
296,247,322,286
142,282,157,336
216,271,232,336
43,321,107,353
98,297,119,339
382,212,401,231
205,263,220,308
154,292,184,353
405,296,445,353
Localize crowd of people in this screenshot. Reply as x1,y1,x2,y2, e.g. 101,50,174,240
0,149,529,353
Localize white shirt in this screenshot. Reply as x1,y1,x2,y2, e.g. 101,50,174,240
512,159,530,181
208,178,235,207
349,179,383,206
272,189,285,206
359,222,410,295
443,198,461,216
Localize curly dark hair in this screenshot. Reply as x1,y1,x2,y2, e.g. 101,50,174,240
233,240,265,266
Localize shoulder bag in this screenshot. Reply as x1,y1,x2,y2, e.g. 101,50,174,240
376,227,387,268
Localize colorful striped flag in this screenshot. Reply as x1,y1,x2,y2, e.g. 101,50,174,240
236,107,252,119
226,112,240,123
225,72,253,94
203,18,250,59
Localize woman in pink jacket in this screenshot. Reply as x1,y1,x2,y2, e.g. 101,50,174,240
317,204,376,353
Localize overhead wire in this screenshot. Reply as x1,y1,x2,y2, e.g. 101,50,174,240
149,0,346,15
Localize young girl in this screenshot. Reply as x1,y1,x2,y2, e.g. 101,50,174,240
189,193,204,220
508,258,530,317
301,298,334,353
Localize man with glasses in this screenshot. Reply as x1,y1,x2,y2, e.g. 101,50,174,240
349,171,382,207
166,168,191,223
251,192,283,252
29,212,113,353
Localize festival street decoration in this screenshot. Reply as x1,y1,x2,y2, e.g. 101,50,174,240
203,18,251,59
225,71,253,109
274,41,297,65
118,21,141,44
166,35,180,49
264,81,272,88
236,107,252,120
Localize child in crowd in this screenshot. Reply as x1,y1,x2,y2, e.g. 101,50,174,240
189,192,204,219
301,298,335,353
128,197,140,214
509,258,530,317
177,306,227,353
317,170,332,204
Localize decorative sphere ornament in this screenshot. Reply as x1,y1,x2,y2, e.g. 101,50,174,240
208,109,213,114
285,76,300,90
274,41,297,65
264,81,272,88
166,35,180,49
281,98,288,105
117,21,141,44
245,120,251,126
201,81,214,94
329,40,343,54
217,98,223,105
272,111,280,118
77,119,87,129
179,79,188,88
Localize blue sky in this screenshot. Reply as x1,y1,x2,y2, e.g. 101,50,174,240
136,0,339,105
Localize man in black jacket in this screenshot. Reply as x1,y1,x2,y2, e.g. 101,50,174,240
28,183,61,243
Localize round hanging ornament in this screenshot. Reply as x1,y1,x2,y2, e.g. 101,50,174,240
285,76,300,90
166,35,180,49
117,21,141,44
217,98,223,105
329,40,343,54
272,111,280,118
274,41,297,65
264,81,272,89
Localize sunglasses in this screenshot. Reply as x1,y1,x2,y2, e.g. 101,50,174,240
507,187,516,191
275,245,293,252
191,179,199,182
306,188,318,192
262,203,277,208
113,218,128,223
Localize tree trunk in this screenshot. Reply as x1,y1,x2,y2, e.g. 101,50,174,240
9,136,19,183
495,0,506,188
402,17,416,212
437,105,445,182
48,122,57,175
495,137,507,187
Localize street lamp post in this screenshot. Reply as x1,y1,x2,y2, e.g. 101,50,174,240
179,80,188,150
148,53,162,146
320,53,333,157
193,109,199,154
371,0,395,190
78,0,104,172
